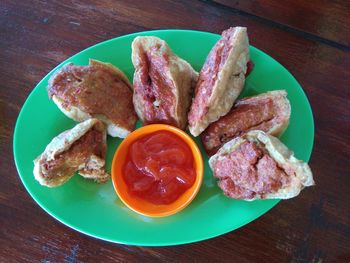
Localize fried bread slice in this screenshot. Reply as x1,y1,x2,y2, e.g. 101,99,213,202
132,36,198,130
33,118,109,187
209,130,314,200
47,59,137,138
188,27,250,136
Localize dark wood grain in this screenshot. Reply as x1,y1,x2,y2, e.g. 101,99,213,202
1,0,350,262
213,0,350,47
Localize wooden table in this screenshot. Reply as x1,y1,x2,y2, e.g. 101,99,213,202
1,1,349,262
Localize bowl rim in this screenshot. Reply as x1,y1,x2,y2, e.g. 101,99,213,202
111,124,204,217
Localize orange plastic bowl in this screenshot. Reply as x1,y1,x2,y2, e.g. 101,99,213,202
111,124,204,217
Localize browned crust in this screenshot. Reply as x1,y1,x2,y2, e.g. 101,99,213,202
209,130,314,200
33,118,110,187
131,36,198,130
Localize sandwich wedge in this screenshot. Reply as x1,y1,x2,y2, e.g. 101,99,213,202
47,59,137,138
201,90,291,156
188,27,250,136
209,130,314,200
132,36,198,130
33,118,109,187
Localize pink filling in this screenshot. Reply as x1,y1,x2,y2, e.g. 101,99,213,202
134,46,177,126
188,27,237,125
213,141,291,199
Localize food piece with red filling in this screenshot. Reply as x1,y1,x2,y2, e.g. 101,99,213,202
201,90,291,156
209,130,314,200
131,36,198,130
33,119,109,187
188,27,250,136
47,59,137,138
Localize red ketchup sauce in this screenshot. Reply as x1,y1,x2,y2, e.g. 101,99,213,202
123,130,196,205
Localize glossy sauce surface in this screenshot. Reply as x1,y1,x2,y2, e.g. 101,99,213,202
123,130,196,205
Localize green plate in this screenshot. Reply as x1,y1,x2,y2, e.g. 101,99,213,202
13,30,314,246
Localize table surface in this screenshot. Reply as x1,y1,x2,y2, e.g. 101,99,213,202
1,0,349,262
